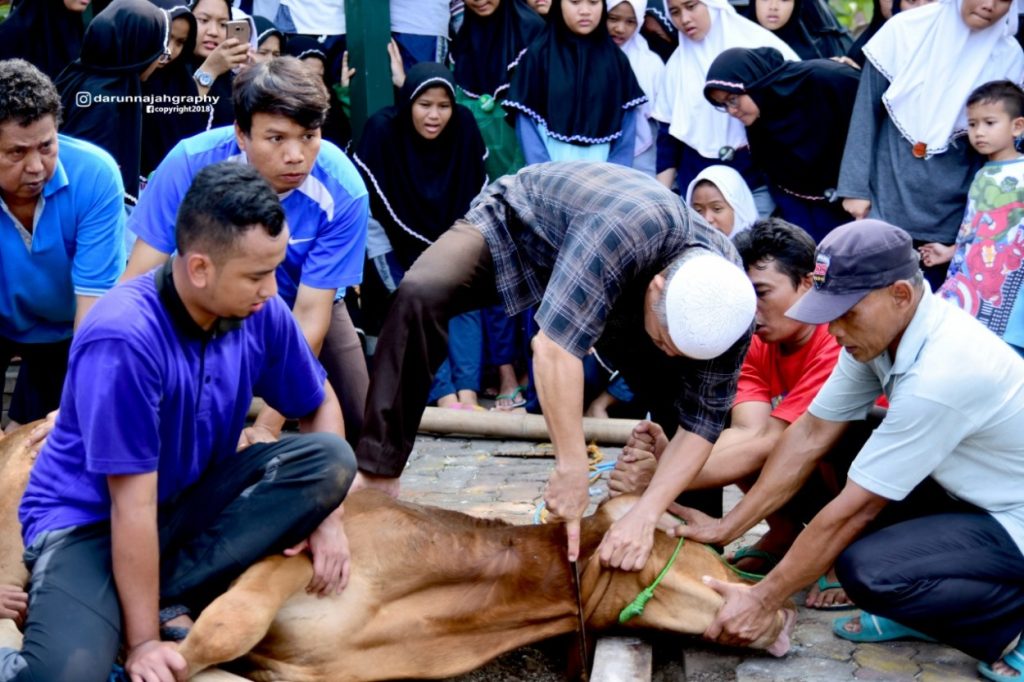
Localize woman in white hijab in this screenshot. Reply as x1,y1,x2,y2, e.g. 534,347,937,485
652,0,798,204
685,165,759,238
607,0,666,175
836,0,1023,289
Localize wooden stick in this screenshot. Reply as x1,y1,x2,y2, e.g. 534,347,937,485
417,407,638,445
247,400,639,446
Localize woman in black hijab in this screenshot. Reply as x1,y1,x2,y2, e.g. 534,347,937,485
506,0,646,165
743,0,848,59
353,63,492,409
187,0,249,128
140,0,203,178
704,46,859,241
252,14,284,63
450,0,546,178
0,0,88,81
55,0,167,206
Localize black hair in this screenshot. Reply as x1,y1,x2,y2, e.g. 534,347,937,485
232,56,329,135
967,80,1024,120
732,217,816,289
175,162,285,258
0,59,61,127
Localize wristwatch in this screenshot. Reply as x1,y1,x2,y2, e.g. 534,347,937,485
193,69,215,88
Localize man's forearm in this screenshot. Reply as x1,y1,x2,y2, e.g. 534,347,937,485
299,381,345,437
111,501,160,648
531,332,588,469
258,290,336,433
635,430,714,520
718,415,841,542
689,425,781,490
753,485,887,610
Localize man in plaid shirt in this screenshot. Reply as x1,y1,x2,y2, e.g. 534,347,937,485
354,161,754,570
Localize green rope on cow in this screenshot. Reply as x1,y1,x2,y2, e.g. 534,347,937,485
617,535,686,624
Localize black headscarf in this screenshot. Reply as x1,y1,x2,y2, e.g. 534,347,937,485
801,0,852,58
846,0,891,66
284,35,327,63
450,0,547,99
253,14,285,52
55,0,167,203
141,0,204,178
704,47,860,197
743,0,825,59
506,0,646,145
353,64,488,270
186,0,234,128
0,0,86,81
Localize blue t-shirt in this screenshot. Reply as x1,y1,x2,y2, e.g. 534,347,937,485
128,126,368,307
19,264,328,546
0,134,125,343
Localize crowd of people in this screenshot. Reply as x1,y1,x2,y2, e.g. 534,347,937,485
1,0,1024,680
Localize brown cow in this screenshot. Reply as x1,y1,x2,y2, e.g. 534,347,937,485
0,424,794,681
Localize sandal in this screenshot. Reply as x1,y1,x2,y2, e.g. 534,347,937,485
832,611,936,643
979,642,1024,682
728,546,780,578
807,574,856,611
492,385,527,410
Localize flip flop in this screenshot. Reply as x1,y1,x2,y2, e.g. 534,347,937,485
807,575,857,611
832,611,937,643
979,643,1024,682
728,546,780,578
493,385,527,410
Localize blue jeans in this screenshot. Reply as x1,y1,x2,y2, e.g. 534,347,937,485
428,311,483,403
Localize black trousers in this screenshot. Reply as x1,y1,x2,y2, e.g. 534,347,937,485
836,481,1024,663
0,337,71,425
0,433,355,682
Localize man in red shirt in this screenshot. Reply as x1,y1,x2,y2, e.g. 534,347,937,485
612,218,861,608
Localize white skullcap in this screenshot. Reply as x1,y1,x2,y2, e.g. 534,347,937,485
665,252,756,359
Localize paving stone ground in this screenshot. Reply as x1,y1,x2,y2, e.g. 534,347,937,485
403,434,982,682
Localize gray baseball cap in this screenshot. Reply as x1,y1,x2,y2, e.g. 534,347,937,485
786,220,921,324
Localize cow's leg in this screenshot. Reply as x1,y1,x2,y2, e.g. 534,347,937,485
178,555,312,678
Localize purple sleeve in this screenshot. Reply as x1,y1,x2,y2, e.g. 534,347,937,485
253,297,328,418
72,339,162,475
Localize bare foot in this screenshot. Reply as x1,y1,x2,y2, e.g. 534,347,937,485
728,527,794,575
805,567,853,609
990,658,1022,677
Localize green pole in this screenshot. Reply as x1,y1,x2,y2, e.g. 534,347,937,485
344,0,393,142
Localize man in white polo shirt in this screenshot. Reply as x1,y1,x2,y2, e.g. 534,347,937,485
676,220,1024,679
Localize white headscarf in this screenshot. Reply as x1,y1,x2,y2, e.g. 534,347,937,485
863,0,1024,157
651,0,799,159
685,165,758,238
608,0,666,154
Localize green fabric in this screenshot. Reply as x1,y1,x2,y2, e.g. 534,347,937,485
332,83,352,121
456,88,524,181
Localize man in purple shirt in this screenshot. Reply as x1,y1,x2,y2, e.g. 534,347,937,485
0,163,356,682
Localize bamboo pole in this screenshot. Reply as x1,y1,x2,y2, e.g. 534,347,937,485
417,407,638,445
247,400,639,445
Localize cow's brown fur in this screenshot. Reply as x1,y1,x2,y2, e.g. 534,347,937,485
0,423,793,682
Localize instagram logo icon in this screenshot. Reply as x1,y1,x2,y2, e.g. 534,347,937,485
75,91,92,108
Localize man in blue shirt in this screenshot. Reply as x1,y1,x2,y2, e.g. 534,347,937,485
0,163,357,682
0,59,125,432
124,56,370,445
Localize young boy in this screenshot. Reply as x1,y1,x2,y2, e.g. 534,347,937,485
919,80,1024,356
